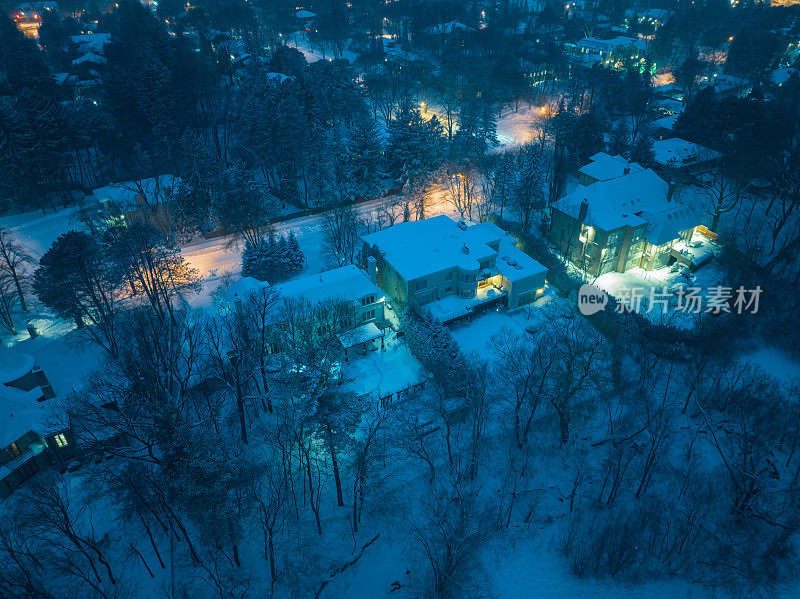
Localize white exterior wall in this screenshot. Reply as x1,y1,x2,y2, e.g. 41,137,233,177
504,270,547,308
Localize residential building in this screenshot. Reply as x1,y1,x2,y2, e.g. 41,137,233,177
226,265,388,356
361,216,548,323
550,155,702,275
1,348,73,499
577,36,648,60
578,152,645,186
652,138,722,173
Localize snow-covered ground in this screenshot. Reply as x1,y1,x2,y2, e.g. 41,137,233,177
495,102,546,149
594,238,728,329
0,205,87,259
286,31,359,63
341,330,424,398
449,289,560,358
744,347,800,387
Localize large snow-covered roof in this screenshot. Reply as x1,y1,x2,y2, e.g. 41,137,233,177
653,138,721,168
362,216,498,281
225,265,382,310
72,52,106,66
362,216,547,283
70,33,111,54
579,152,645,183
578,36,647,52
91,176,178,212
274,265,382,305
555,169,668,232
554,167,700,244
0,384,51,448
651,114,678,131
0,348,34,385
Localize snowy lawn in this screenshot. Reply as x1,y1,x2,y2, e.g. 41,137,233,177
495,103,546,150
744,347,800,388
448,289,563,358
341,332,424,398
0,205,87,259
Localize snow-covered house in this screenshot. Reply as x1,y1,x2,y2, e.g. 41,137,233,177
652,138,722,173
68,33,111,95
90,176,179,232
577,36,648,60
1,348,72,500
226,265,388,356
550,160,702,275
578,152,646,186
361,216,548,324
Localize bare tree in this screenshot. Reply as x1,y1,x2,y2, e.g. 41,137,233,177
701,168,748,232
443,162,480,220
323,203,365,266
0,270,17,336
0,227,32,312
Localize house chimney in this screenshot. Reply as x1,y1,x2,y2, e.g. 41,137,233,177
462,244,470,255
667,183,674,202
578,198,589,223
623,165,631,175
234,294,243,316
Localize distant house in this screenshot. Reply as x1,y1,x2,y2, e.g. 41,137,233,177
651,115,678,141
227,265,388,357
577,36,648,62
91,176,178,233
578,152,646,186
652,138,721,173
550,158,704,275
361,216,548,324
1,349,73,500
425,21,475,35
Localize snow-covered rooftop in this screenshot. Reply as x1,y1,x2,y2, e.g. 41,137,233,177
425,21,475,34
554,167,700,243
337,322,383,349
579,152,645,183
362,216,546,283
0,348,34,385
225,265,382,310
91,175,178,212
0,384,51,448
70,33,111,54
362,216,495,281
424,286,506,323
72,52,106,65
296,9,316,19
651,114,678,131
274,265,382,305
652,138,721,168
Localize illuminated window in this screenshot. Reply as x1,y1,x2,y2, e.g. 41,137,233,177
6,443,21,460
54,433,68,448
607,230,623,246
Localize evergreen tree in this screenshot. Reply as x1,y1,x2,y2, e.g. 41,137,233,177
33,231,123,356
241,233,304,283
